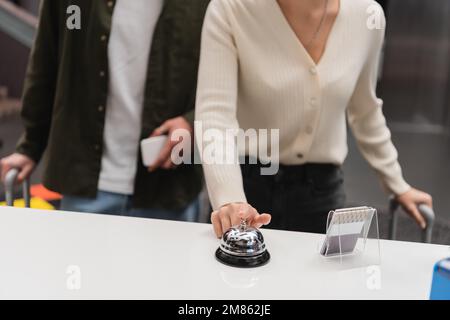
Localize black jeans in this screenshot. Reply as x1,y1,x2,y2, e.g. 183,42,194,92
241,161,346,234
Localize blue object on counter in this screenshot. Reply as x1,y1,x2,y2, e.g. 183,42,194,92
430,258,450,300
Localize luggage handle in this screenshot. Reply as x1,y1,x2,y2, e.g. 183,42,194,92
4,168,31,207
389,196,435,243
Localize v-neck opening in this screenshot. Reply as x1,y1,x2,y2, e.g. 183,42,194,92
271,0,343,68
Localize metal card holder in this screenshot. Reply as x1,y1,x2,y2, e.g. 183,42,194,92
318,206,381,270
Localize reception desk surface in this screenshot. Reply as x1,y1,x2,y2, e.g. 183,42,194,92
0,207,448,299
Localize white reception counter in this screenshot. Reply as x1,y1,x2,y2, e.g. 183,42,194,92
0,207,448,299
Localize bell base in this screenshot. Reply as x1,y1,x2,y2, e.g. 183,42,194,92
215,248,270,268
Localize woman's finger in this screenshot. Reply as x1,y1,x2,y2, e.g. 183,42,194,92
246,206,259,224
423,194,433,208
407,204,426,229
238,203,253,221
211,211,223,238
230,213,242,227
252,213,272,228
219,208,232,235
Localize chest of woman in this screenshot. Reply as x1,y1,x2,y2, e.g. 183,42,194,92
237,32,368,111
229,0,372,113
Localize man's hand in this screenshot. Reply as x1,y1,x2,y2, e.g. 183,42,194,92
0,153,36,184
148,116,193,171
211,203,272,239
396,188,433,229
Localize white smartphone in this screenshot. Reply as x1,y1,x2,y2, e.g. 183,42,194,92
140,135,169,166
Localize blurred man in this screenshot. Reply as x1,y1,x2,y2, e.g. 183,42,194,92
1,0,209,220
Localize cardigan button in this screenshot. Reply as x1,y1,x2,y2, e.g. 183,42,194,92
309,67,317,75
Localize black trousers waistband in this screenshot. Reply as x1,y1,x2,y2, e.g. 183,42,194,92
240,158,346,233
240,157,341,184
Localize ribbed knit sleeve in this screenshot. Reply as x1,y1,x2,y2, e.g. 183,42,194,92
347,13,411,196
195,0,247,210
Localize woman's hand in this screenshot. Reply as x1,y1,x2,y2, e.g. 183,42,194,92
396,188,433,229
211,203,272,238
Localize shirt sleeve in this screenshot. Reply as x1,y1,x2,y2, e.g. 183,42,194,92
15,0,59,163
347,11,411,196
195,0,247,210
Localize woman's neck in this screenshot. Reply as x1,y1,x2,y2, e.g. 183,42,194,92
277,0,328,14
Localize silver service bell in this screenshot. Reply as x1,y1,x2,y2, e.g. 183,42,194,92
215,220,270,268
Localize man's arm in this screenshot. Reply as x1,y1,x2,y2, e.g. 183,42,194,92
16,0,59,163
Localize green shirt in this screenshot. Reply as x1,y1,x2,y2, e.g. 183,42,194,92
16,0,210,209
